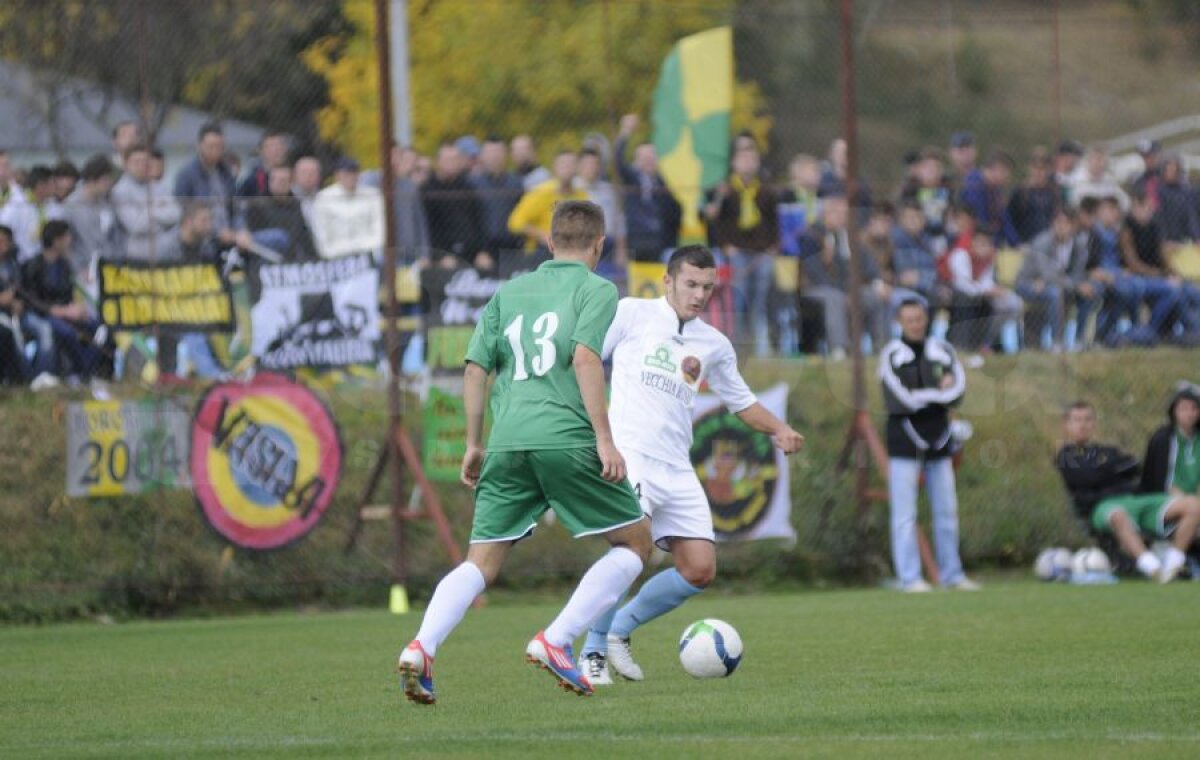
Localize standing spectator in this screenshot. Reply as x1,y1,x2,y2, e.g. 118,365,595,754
1068,147,1129,211
0,224,33,386
236,131,289,199
703,139,780,356
173,122,237,239
1056,401,1199,583
1121,190,1200,337
362,145,431,263
1016,207,1092,351
112,144,181,262
819,138,871,222
891,200,951,311
1053,140,1084,196
1003,148,1059,246
860,202,896,285
507,150,587,252
614,114,682,263
0,150,21,208
511,134,550,191
454,136,481,177
798,194,890,358
315,158,383,261
576,147,627,268
110,120,141,170
782,153,823,224
899,147,952,241
879,298,977,593
960,150,1013,244
291,155,322,231
947,130,979,195
148,149,166,184
1154,156,1197,245
947,229,1023,352
21,221,106,387
245,165,317,262
1,165,66,263
1131,139,1163,211
51,162,78,203
469,137,523,256
1141,383,1200,498
63,155,118,276
422,143,485,269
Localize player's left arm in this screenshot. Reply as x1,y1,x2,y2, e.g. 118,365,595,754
736,403,805,455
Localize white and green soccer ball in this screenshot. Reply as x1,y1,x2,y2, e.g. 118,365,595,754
1034,547,1074,581
1071,547,1112,577
679,619,743,678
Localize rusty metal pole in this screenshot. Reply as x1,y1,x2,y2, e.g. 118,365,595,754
374,0,407,595
1051,0,1063,144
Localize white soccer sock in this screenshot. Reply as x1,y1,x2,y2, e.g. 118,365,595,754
1162,546,1187,575
1135,551,1162,578
414,561,486,657
544,547,643,648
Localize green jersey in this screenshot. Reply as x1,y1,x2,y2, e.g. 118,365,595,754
464,259,617,451
1172,431,1200,494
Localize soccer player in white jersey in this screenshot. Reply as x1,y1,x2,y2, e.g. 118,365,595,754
580,245,806,684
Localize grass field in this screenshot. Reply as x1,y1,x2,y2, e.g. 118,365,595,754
2,581,1198,758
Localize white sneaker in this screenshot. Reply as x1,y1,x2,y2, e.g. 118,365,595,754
901,580,933,593
89,378,112,401
30,372,60,392
579,652,613,686
946,577,982,591
605,634,644,681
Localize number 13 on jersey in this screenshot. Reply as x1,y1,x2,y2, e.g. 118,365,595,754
503,311,560,381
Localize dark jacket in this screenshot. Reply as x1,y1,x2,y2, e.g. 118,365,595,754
1055,443,1140,522
704,179,780,253
173,156,236,228
235,161,270,199
20,254,75,310
422,172,484,264
1139,385,1200,494
469,170,524,252
1156,181,1198,242
879,335,965,459
798,223,880,291
245,194,318,261
1004,184,1059,246
615,135,682,254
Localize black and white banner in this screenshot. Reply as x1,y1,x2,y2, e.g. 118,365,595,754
248,253,380,370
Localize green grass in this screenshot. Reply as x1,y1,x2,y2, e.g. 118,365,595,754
2,582,1199,758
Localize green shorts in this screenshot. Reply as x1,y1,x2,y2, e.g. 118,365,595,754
1091,493,1177,536
470,447,645,543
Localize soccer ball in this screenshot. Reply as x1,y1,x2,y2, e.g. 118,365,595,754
679,619,742,678
1034,547,1073,581
1071,547,1112,577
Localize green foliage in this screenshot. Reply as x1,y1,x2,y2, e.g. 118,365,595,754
3,586,1199,756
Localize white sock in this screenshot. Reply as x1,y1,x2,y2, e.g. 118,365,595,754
414,562,486,657
544,547,643,648
1163,546,1187,574
1135,551,1162,578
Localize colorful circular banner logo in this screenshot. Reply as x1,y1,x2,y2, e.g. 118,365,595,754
191,373,343,550
690,408,778,537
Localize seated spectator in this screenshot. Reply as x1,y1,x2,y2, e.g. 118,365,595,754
1131,139,1163,210
947,229,1023,352
0,224,33,386
110,121,141,171
1141,383,1200,498
615,114,682,263
891,201,952,312
149,148,166,184
157,204,226,385
20,221,108,387
236,131,289,200
959,150,1013,245
1068,146,1129,211
52,161,79,204
1016,207,1094,351
1,165,66,262
859,202,895,286
244,165,318,262
946,130,979,198
1004,147,1058,246
798,194,890,358
1053,140,1084,198
899,147,952,240
63,155,118,277
423,143,486,270
577,147,626,270
1056,400,1199,582
1084,196,1172,343
1120,190,1200,337
819,137,872,224
507,150,587,252
1154,156,1197,245
112,144,181,262
470,137,523,257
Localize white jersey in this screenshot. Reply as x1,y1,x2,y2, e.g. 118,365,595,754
604,297,757,468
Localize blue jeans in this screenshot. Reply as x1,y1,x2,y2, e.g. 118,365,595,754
1071,286,1102,348
729,249,773,357
1016,283,1063,347
49,315,102,379
20,312,56,376
889,456,965,587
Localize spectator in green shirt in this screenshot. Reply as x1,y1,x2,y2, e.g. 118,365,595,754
1141,382,1200,496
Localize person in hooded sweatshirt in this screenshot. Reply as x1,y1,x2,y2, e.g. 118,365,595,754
879,297,978,593
1141,383,1200,499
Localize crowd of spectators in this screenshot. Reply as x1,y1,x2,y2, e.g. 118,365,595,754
3,115,1200,391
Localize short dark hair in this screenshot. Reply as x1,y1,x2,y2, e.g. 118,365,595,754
667,245,716,276
150,148,164,161
1098,195,1121,209
1078,196,1101,215
81,154,115,182
1053,206,1078,224
578,147,602,160
41,219,71,249
112,120,137,139
1064,400,1094,418
550,200,605,251
984,149,1014,169
0,224,13,242
872,201,896,218
124,142,151,161
897,297,927,313
198,122,223,142
27,165,53,187
53,161,79,180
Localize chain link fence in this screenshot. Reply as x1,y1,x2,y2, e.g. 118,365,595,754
3,0,1200,620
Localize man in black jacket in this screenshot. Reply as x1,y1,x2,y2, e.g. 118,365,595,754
1056,400,1200,582
879,298,977,592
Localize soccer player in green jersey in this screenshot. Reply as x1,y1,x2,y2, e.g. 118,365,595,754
399,201,652,704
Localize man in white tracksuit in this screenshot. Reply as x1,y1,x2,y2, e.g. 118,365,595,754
580,244,806,684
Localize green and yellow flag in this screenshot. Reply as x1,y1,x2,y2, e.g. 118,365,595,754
652,26,733,243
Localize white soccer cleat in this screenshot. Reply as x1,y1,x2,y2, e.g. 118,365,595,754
579,652,613,686
605,634,644,681
900,579,933,593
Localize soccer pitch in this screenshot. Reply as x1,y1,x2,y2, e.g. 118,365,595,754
2,582,1197,758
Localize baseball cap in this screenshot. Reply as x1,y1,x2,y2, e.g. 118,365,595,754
334,157,361,173
454,136,481,158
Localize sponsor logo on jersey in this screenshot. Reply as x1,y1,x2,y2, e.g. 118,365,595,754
644,345,677,372
690,408,778,536
191,373,343,550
